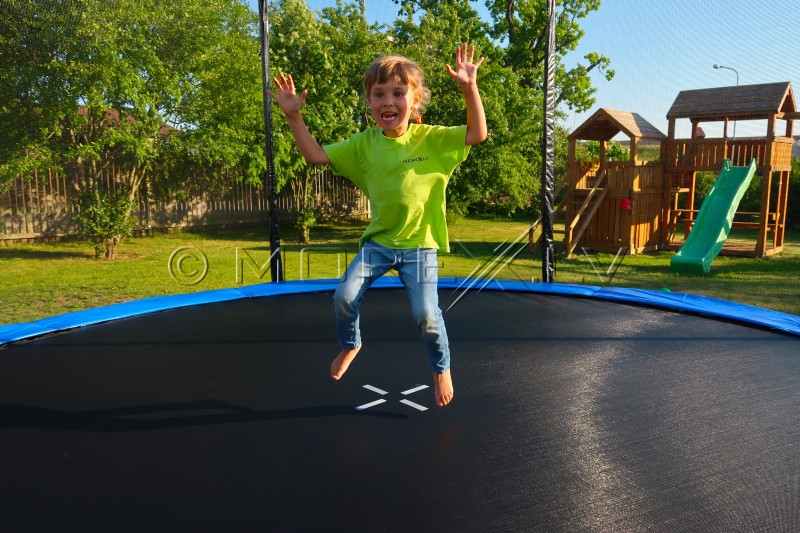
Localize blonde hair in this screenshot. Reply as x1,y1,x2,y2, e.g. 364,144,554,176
363,55,432,120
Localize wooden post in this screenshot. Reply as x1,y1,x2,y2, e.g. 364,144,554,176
600,141,607,169
775,169,788,251
685,170,696,240
568,138,576,186
662,119,676,248
756,114,776,256
722,118,730,159
628,157,638,251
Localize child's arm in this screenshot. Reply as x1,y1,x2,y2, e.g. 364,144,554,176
446,43,487,146
266,73,330,165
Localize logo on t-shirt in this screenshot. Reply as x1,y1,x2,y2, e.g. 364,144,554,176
403,156,429,164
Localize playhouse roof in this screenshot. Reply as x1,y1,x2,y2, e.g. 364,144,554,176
666,82,795,122
569,108,667,142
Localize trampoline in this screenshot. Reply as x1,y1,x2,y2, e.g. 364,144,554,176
2,278,800,532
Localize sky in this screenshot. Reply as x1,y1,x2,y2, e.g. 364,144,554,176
249,0,800,139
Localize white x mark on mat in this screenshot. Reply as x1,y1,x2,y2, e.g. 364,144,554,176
356,384,429,412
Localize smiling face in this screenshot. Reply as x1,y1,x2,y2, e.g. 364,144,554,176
368,79,421,138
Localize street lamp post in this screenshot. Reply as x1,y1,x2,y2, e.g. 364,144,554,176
713,64,739,157
713,64,739,86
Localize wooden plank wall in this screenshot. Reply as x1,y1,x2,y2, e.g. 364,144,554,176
577,161,663,253
770,138,794,170
572,161,600,189
631,192,663,251
582,195,628,250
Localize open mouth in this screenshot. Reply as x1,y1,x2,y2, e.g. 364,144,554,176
381,112,398,123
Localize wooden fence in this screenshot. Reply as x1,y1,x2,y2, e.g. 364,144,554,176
1,166,370,242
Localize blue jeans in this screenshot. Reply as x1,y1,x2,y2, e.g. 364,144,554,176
333,240,450,374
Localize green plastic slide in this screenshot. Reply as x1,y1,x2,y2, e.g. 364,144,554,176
670,158,758,274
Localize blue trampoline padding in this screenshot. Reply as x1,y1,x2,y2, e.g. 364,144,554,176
1,277,799,346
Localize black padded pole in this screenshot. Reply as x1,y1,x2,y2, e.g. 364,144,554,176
541,0,556,283
258,0,283,282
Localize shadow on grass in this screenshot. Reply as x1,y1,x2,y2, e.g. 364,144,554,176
0,248,90,260
180,220,368,245
710,255,800,276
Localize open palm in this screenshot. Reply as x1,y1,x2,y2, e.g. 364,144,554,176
265,73,307,115
446,43,484,86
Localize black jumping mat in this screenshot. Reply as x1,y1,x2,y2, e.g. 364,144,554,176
1,289,799,532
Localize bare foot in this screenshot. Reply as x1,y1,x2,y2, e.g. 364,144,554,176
433,370,454,407
331,345,361,380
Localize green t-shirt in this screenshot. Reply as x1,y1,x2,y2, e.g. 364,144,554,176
323,124,469,252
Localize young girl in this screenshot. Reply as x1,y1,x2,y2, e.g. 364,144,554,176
267,43,486,407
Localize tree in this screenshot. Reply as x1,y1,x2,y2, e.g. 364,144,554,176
180,0,264,185
389,1,547,217
2,0,261,256
265,0,385,243
486,0,613,112
383,1,609,217
3,0,616,247
0,0,85,183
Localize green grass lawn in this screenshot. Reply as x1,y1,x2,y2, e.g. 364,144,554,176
1,218,799,326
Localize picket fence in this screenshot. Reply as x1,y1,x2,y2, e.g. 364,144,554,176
1,167,370,242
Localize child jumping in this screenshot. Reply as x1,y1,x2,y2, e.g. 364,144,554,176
267,43,487,407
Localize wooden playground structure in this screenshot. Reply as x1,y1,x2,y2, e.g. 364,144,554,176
544,82,797,260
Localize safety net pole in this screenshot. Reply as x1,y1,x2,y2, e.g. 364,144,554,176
540,0,556,283
258,0,283,282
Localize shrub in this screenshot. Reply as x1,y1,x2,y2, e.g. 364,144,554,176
74,191,137,260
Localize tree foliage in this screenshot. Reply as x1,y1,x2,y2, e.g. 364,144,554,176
485,0,613,110
274,0,609,218
386,0,591,216
2,0,262,255
0,0,84,181
261,0,383,242
3,0,613,246
387,2,536,216
576,140,630,162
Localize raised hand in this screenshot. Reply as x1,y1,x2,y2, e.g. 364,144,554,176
445,43,484,87
265,73,307,116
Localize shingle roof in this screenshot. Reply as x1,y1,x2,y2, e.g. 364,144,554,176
570,108,666,142
666,82,795,121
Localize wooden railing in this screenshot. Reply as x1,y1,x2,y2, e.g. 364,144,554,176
666,137,794,171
